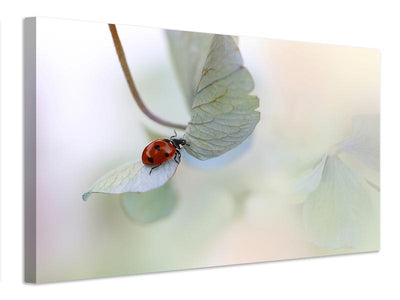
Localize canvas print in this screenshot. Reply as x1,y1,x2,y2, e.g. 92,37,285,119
24,17,380,283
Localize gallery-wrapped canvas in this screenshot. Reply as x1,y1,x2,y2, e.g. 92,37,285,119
24,17,380,283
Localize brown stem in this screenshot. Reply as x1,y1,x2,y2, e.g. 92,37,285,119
108,24,187,130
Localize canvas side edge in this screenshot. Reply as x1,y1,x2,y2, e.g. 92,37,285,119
23,17,37,283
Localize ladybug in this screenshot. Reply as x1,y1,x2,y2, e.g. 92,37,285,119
142,131,189,174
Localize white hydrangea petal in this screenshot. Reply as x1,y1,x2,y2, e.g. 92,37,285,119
303,155,372,248
82,159,179,200
166,30,239,109
184,35,260,160
166,30,213,108
292,154,328,196
337,114,380,171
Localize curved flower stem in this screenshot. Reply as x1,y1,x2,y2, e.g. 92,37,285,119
108,24,187,131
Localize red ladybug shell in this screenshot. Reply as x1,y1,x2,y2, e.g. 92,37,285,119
142,139,176,166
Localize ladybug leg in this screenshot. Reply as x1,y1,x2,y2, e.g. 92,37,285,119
149,164,161,175
174,150,181,164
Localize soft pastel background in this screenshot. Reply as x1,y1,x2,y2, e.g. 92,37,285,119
35,17,380,282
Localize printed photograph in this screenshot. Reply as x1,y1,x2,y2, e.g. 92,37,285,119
28,17,380,283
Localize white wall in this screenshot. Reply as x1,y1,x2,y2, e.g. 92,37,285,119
0,0,399,299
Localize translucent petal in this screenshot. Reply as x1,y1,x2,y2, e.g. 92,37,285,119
184,35,260,160
166,30,213,108
120,183,177,223
292,154,328,196
303,155,372,248
82,159,179,200
166,31,238,109
337,114,380,171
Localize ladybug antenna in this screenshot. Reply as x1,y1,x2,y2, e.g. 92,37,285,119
170,130,177,139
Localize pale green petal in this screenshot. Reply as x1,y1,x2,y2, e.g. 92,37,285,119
120,183,177,223
195,35,243,93
337,114,380,171
166,31,238,108
303,155,372,248
166,30,213,108
184,35,260,160
82,159,179,200
292,154,328,197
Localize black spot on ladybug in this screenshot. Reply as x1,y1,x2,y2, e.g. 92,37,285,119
147,156,154,163
155,145,161,150
164,152,170,157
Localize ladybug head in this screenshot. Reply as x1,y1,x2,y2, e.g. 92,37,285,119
170,138,188,149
